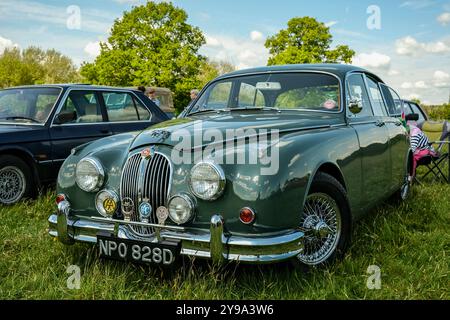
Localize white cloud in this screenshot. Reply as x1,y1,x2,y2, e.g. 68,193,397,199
250,30,264,42
437,12,450,26
414,81,428,89
84,41,101,58
401,81,429,89
388,69,400,76
352,52,391,70
401,82,414,89
396,36,450,56
0,35,18,52
325,21,339,27
201,33,269,70
400,0,437,9
433,70,450,87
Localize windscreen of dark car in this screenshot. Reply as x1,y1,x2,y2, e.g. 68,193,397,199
188,72,341,115
0,87,61,124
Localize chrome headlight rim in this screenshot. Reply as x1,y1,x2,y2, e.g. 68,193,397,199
189,161,226,201
75,156,105,193
95,189,119,218
167,193,196,225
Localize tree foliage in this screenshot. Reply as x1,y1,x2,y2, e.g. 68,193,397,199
197,58,235,87
0,47,80,88
81,1,205,112
265,17,355,65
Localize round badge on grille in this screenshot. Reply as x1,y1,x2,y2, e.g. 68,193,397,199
139,201,152,222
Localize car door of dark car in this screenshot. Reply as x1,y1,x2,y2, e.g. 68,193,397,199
380,84,409,191
49,89,112,175
100,91,165,135
346,73,391,210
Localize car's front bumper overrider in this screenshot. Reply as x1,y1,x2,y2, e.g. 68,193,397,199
48,201,304,264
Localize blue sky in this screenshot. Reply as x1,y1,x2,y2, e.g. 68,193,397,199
0,0,450,104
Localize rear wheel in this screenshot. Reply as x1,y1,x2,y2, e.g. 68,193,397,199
295,172,351,267
0,155,34,204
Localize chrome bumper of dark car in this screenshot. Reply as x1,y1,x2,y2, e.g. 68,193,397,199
48,200,304,264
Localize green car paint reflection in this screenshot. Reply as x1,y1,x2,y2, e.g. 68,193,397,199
49,64,411,267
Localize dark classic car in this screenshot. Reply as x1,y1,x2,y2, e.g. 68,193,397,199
48,64,412,267
0,85,169,204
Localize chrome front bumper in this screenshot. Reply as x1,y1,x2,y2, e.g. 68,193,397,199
48,201,304,264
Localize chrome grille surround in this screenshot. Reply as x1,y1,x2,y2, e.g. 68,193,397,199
120,151,172,237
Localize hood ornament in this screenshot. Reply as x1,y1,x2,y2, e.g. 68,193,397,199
150,130,171,140
141,146,156,159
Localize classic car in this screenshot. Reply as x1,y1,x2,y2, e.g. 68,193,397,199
48,64,412,267
0,85,169,204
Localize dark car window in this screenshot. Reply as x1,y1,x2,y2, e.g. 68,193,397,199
0,87,61,124
366,77,388,117
409,102,426,122
57,90,103,124
380,84,403,116
103,92,151,122
346,74,373,117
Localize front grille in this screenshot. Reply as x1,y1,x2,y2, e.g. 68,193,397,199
120,151,172,236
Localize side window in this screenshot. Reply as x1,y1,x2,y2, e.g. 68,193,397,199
58,91,103,124
388,87,403,116
366,77,388,116
346,74,373,117
409,103,426,122
205,82,232,109
103,92,141,122
35,93,58,122
238,82,265,107
379,84,403,116
134,97,151,120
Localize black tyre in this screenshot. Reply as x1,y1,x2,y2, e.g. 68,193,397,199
0,155,34,204
294,172,351,267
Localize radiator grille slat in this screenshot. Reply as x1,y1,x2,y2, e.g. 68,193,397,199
120,151,171,237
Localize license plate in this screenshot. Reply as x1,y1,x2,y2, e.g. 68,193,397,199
97,234,180,267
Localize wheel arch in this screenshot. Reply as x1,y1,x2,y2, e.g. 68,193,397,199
0,147,40,187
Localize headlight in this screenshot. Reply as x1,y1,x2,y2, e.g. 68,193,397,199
75,157,104,192
168,194,195,225
95,190,119,218
189,162,226,200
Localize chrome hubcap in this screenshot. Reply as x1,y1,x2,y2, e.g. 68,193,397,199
297,193,341,265
0,166,26,204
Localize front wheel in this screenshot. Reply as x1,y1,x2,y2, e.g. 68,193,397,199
0,155,34,205
295,172,351,267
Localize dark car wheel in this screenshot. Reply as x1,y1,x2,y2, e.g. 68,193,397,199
294,172,351,267
0,155,34,205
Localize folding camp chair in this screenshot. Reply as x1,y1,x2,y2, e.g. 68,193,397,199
416,121,450,184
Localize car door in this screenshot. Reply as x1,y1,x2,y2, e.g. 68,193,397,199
379,84,410,191
346,73,391,210
49,89,112,172
100,91,159,135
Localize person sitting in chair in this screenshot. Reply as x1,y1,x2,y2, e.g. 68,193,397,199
409,122,436,178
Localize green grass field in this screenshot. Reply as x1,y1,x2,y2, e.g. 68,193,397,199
0,183,449,300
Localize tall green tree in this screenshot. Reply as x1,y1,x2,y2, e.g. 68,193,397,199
197,58,235,87
265,17,355,65
81,1,205,112
0,46,80,88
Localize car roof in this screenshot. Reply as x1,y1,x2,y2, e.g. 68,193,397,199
4,84,141,92
216,63,384,83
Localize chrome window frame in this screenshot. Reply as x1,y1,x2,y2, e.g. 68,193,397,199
186,70,344,115
50,87,154,128
344,71,375,119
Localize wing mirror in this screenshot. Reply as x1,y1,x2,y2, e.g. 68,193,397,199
348,99,363,114
405,113,419,122
53,111,76,124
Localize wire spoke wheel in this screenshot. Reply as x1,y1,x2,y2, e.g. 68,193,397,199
297,193,342,265
0,166,26,204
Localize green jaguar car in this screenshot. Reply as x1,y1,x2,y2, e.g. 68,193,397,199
48,64,412,267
